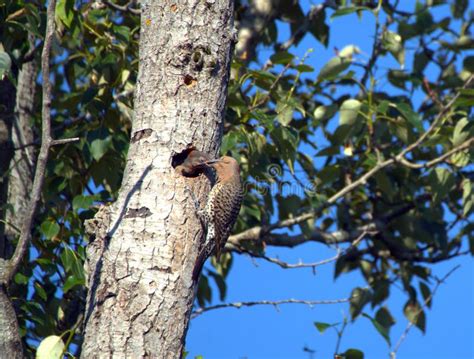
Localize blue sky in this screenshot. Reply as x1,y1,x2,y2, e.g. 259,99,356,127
186,2,473,358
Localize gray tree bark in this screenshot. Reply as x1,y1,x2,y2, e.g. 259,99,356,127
0,35,38,359
4,35,38,254
81,1,235,357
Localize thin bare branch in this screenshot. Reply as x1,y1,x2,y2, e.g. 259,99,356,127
192,297,352,319
359,13,382,90
248,60,293,111
398,137,474,169
390,265,461,359
102,0,140,15
279,5,326,52
234,231,368,270
51,137,80,146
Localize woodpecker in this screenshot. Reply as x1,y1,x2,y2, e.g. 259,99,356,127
175,150,212,176
189,156,243,281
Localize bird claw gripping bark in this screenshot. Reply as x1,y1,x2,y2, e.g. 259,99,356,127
184,186,207,226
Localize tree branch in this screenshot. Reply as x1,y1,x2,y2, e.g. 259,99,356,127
0,0,76,285
192,297,352,319
102,0,140,15
390,265,461,359
229,75,474,247
232,230,367,270
398,137,474,169
395,75,473,161
359,11,382,90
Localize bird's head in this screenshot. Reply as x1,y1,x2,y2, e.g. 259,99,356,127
205,156,240,180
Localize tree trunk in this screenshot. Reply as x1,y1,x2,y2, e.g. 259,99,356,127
81,1,235,357
0,34,38,358
5,45,37,244
0,74,23,358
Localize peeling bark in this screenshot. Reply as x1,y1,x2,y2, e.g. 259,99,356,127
81,1,235,357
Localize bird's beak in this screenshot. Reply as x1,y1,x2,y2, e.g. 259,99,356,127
204,158,222,165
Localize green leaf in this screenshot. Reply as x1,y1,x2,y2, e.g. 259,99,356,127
56,0,74,28
404,301,426,333
314,104,338,121
372,280,390,305
88,127,112,161
339,45,361,59
63,275,85,293
277,195,301,221
429,168,455,204
330,7,366,20
14,272,30,285
36,336,65,359
339,99,361,126
0,52,12,79
197,275,212,307
270,51,294,65
454,89,474,107
374,171,394,201
221,130,241,155
462,179,474,217
61,246,85,280
270,127,298,173
343,348,364,359
309,8,329,47
452,151,470,167
451,0,468,18
462,56,474,73
243,205,261,221
362,313,391,346
414,49,432,73
208,271,227,301
276,100,294,126
452,117,469,146
314,321,336,333
350,287,371,320
375,307,396,331
318,165,341,185
317,56,351,81
73,195,94,212
393,103,423,132
295,64,314,73
34,282,48,301
382,30,405,66
388,70,409,90
279,0,304,22
41,220,60,240
113,25,131,43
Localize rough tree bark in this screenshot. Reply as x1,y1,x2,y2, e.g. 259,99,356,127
0,35,38,358
5,34,38,255
81,1,235,357
0,77,23,358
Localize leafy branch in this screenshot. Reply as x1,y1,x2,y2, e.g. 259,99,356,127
230,75,474,249
389,265,461,358
0,0,79,285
